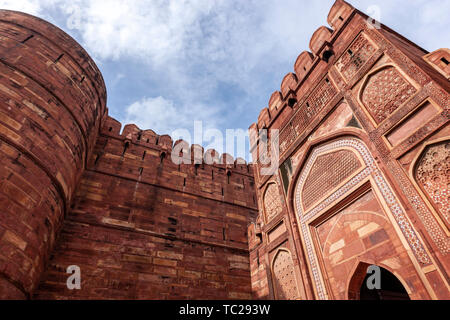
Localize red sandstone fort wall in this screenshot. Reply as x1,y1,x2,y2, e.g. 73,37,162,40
33,117,258,299
0,9,259,300
0,10,106,298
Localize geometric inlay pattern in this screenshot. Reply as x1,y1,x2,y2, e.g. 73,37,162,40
336,33,377,82
264,183,283,223
302,150,362,210
272,250,299,300
279,78,338,154
294,137,431,300
361,66,417,124
415,140,450,225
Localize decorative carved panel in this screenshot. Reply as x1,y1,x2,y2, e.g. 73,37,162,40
272,250,299,300
361,66,416,124
305,78,338,118
264,183,283,222
336,33,377,82
294,138,432,299
415,140,450,225
279,77,337,154
302,150,362,210
386,101,439,147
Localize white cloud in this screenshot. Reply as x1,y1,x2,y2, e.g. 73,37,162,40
0,0,42,14
124,96,221,135
1,0,449,152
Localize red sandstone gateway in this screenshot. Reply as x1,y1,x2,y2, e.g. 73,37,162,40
0,0,448,300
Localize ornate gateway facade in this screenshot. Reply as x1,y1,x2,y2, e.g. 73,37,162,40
248,0,449,300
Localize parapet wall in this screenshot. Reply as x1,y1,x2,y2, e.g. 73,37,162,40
99,115,256,207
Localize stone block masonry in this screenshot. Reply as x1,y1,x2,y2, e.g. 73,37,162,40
0,9,258,299
0,9,106,298
34,117,258,299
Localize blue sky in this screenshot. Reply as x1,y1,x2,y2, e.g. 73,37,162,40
0,0,449,159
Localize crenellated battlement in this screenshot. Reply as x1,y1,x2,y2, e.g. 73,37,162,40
89,115,257,210
249,0,356,152
101,114,253,169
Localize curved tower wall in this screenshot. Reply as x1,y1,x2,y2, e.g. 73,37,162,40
0,10,106,298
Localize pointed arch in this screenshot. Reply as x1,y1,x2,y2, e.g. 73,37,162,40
288,134,431,299
411,137,450,230
263,182,283,223
347,261,411,300
271,248,300,300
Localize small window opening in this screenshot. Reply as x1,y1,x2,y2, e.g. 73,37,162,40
142,151,147,160
256,231,262,243
122,141,130,156
194,164,200,175
160,152,166,164
21,34,34,44
54,53,64,63
109,127,113,132
348,49,354,56
323,50,333,62
441,57,449,65
338,16,344,22
168,217,178,225
138,167,143,176
288,98,297,107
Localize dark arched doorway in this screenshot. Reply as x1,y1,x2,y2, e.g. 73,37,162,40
349,263,410,300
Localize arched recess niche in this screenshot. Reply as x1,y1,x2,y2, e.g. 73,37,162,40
346,261,411,300
411,138,450,231
291,135,432,300
263,182,283,223
271,248,301,300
